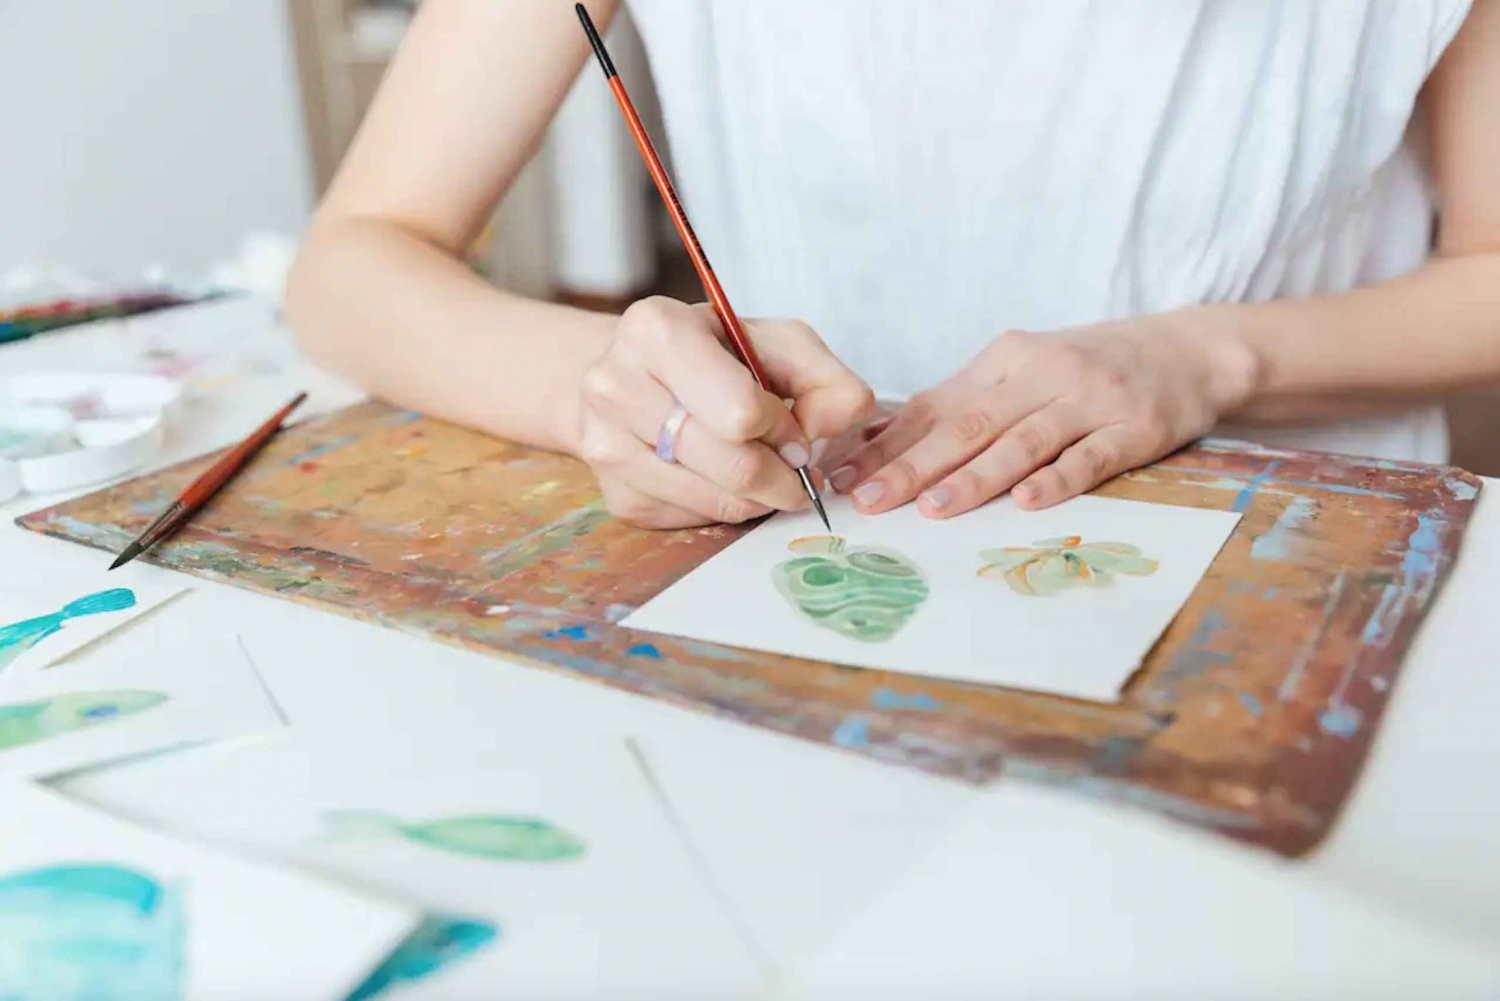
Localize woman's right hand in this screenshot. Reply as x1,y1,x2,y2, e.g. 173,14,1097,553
575,296,874,529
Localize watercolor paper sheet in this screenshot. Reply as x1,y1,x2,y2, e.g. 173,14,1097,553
1,620,284,780
0,781,416,1001
624,493,1240,702
57,729,770,1000
0,572,184,677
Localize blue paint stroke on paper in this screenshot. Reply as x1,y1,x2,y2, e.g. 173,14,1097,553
626,642,663,659
0,589,137,673
349,913,497,1001
870,688,943,712
0,690,169,751
831,715,869,748
1250,496,1316,561
0,864,185,1000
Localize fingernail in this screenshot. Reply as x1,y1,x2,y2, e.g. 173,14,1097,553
810,437,829,466
1015,483,1039,503
830,465,857,492
853,481,885,506
922,486,952,511
778,441,810,468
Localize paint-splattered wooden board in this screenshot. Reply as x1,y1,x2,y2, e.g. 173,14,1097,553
19,402,1482,856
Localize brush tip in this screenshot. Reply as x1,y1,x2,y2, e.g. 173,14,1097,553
108,543,142,571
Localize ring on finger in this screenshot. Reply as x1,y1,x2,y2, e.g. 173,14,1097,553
655,402,690,464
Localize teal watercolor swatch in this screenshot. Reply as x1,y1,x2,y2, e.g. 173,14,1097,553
325,811,586,862
348,913,498,1000
0,588,137,673
0,863,185,1000
0,690,168,752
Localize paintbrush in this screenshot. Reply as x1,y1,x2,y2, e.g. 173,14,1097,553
109,391,308,570
575,3,832,533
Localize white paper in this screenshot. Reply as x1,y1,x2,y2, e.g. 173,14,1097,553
57,729,770,1000
623,493,1240,701
0,571,184,676
1,622,285,781
0,781,416,1001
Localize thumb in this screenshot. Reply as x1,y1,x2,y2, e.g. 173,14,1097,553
744,318,875,441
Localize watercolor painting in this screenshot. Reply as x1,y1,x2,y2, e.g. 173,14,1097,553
325,811,587,862
977,536,1159,596
0,690,168,752
0,863,185,1000
0,588,137,673
348,913,499,1000
772,535,930,642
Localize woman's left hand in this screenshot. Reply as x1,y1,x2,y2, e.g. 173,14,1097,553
826,311,1260,517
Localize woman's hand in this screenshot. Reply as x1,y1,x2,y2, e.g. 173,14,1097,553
828,312,1260,517
576,296,875,529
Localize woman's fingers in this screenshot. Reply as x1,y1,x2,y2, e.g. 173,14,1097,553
1010,427,1137,510
747,316,876,441
914,403,1090,518
582,419,772,526
580,363,809,511
849,389,1057,514
826,397,942,494
618,299,805,455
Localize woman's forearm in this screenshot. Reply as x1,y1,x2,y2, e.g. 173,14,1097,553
1198,251,1500,424
286,217,613,455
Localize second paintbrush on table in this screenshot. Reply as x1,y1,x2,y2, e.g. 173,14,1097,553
109,391,309,570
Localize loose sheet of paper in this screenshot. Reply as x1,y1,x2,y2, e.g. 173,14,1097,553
623,493,1240,701
0,781,415,1001
57,729,770,1000
1,620,285,780
0,572,184,676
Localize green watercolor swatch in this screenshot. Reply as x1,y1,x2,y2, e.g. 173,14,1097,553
324,811,586,862
772,535,929,643
978,536,1158,596
0,690,168,751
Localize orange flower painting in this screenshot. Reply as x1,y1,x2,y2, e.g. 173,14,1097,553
977,536,1158,597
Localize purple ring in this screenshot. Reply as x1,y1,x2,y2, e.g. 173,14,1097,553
655,403,689,463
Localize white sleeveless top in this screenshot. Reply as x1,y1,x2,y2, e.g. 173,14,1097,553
625,0,1471,463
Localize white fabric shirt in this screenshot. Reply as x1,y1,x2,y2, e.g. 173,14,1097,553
626,0,1472,462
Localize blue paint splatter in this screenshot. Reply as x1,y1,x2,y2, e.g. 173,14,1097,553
1250,495,1316,561
1236,692,1264,718
542,625,592,641
1159,608,1233,687
1445,476,1479,502
1360,583,1402,646
283,435,358,466
1318,704,1362,738
1401,513,1443,589
831,716,869,748
1230,461,1281,512
1279,479,1402,500
626,643,663,659
602,603,636,623
870,688,943,712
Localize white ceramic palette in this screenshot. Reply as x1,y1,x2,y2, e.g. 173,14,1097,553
0,371,181,502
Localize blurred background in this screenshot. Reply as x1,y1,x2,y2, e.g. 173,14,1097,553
1,0,1493,472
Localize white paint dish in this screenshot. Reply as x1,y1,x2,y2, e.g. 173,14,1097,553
0,371,181,501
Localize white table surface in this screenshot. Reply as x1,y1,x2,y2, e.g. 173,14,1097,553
6,298,1498,998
